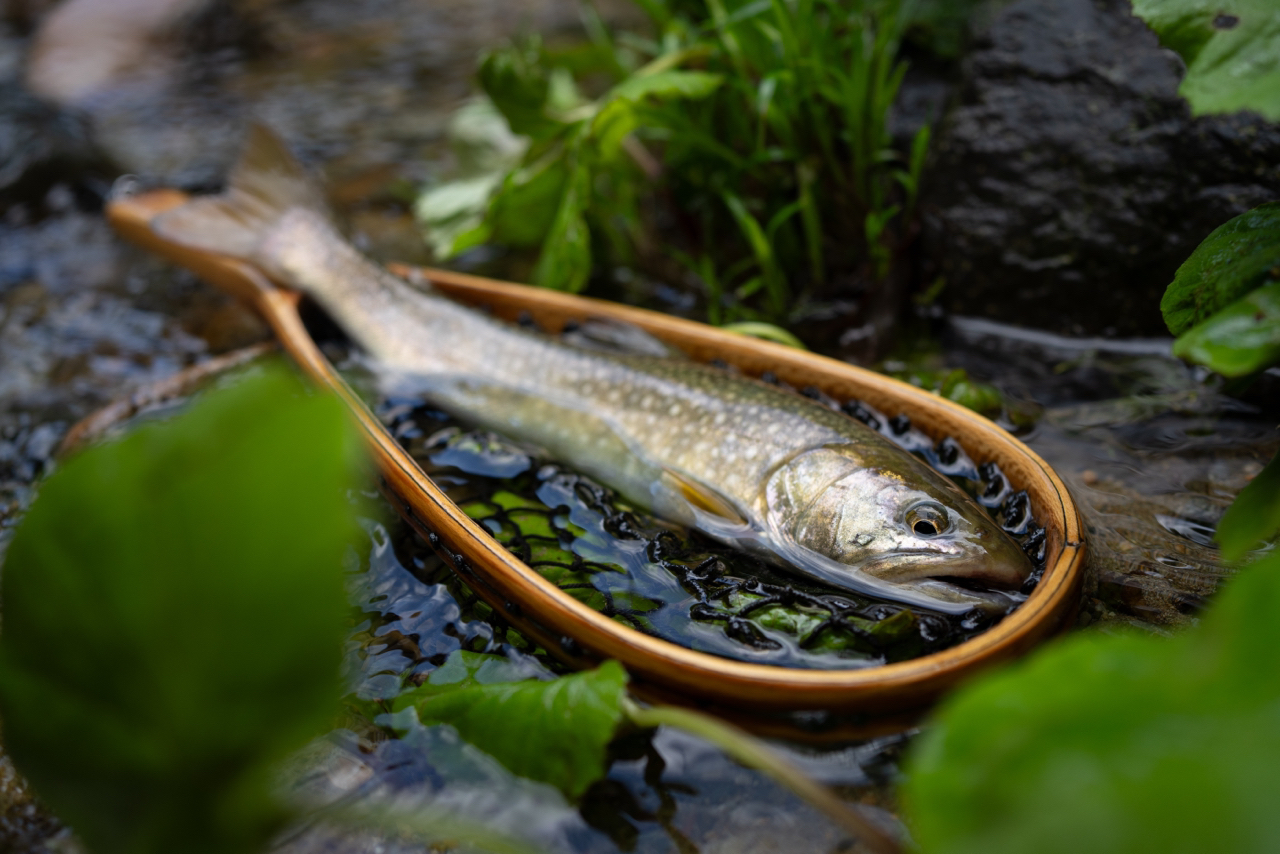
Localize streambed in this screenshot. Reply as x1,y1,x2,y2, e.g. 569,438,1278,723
1,0,1277,851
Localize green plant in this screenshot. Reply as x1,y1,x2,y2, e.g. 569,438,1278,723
417,0,932,329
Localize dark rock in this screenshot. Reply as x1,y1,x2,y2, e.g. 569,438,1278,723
0,81,104,211
919,0,1280,337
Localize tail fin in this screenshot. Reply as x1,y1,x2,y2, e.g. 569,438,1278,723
151,124,330,260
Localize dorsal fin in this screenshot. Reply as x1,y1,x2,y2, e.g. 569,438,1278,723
151,124,331,261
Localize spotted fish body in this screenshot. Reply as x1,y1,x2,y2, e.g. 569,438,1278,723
154,127,1033,614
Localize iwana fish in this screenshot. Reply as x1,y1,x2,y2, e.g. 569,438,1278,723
152,126,1033,615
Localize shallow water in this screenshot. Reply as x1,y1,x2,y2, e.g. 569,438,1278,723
1,0,1277,850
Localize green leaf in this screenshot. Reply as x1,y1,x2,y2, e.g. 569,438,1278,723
1171,279,1280,377
611,69,724,102
1160,202,1280,335
1216,451,1280,561
392,656,630,799
477,40,561,139
722,191,787,310
902,549,1280,854
532,162,592,293
0,364,364,854
415,174,501,258
720,321,806,348
1132,0,1280,119
447,98,531,177
486,150,572,249
590,98,640,161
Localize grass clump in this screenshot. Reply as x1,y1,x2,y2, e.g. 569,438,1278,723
418,0,931,330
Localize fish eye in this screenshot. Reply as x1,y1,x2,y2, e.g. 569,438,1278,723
906,502,949,537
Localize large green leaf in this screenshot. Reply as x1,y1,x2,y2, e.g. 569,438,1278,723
392,654,629,799
902,549,1280,854
1160,202,1280,335
0,364,365,854
1216,450,1280,561
1132,0,1280,120
1171,279,1280,376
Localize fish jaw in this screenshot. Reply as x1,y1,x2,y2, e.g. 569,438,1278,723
763,445,1034,606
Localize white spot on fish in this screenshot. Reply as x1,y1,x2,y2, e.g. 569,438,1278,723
669,404,682,417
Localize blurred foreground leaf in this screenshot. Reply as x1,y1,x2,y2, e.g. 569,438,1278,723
1216,451,1280,561
902,549,1280,854
1160,202,1280,336
0,364,365,854
392,653,628,799
1132,0,1280,120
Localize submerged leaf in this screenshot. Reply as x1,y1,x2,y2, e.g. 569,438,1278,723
1171,279,1280,377
1160,202,1280,335
392,655,629,799
902,549,1280,854
1132,0,1280,119
0,364,365,854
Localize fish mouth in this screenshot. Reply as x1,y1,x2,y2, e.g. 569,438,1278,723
768,536,1025,615
858,547,1032,588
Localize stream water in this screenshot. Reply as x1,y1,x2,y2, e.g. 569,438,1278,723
1,1,1277,851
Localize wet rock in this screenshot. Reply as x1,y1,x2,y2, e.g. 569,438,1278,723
920,0,1280,337
0,83,103,212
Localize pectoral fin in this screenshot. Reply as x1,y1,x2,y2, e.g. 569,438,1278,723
651,469,753,541
665,469,743,520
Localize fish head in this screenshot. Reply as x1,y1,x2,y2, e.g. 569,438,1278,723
763,445,1033,594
